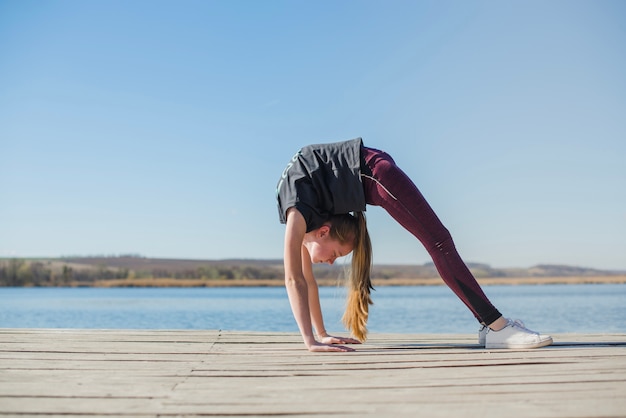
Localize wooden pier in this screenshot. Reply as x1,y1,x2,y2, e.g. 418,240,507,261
1,329,625,417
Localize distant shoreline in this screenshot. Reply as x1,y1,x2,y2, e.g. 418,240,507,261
57,275,626,288
4,257,624,288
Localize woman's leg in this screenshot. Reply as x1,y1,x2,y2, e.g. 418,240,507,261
362,147,502,325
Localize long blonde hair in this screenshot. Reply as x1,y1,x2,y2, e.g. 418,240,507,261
328,212,373,341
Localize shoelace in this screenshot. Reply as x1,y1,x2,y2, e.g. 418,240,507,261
481,319,539,335
509,319,539,335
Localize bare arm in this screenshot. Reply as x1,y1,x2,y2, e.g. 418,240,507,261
283,207,353,352
301,245,326,337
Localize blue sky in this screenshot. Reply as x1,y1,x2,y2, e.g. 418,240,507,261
1,0,625,270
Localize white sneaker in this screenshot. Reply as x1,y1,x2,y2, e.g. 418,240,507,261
485,319,553,349
478,325,488,346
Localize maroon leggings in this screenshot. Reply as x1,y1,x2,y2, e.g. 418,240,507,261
361,146,502,325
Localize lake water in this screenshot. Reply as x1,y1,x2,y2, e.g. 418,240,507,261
1,284,625,335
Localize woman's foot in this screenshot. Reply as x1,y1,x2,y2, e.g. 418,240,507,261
483,319,553,349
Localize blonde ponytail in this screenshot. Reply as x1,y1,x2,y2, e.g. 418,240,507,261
329,212,373,341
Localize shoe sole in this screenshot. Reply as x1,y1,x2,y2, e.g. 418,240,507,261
485,336,553,350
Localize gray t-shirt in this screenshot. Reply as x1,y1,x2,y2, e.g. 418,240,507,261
276,137,366,232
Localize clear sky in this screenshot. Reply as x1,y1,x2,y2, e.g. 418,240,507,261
1,0,625,270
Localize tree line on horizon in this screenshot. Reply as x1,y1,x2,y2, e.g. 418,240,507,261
0,259,291,287
0,257,619,287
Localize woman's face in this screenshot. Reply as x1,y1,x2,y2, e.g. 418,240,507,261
306,226,354,265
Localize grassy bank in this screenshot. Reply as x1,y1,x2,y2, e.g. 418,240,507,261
4,257,624,288
73,275,626,288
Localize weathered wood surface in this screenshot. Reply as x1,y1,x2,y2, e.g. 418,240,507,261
1,329,625,417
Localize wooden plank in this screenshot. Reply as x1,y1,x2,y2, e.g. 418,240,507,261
0,329,625,417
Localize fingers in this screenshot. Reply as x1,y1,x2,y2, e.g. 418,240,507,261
309,342,355,352
333,338,362,345
322,335,363,345
332,338,360,345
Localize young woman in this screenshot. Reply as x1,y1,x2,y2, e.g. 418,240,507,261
276,137,553,352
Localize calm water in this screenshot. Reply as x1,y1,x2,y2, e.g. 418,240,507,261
1,284,625,334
